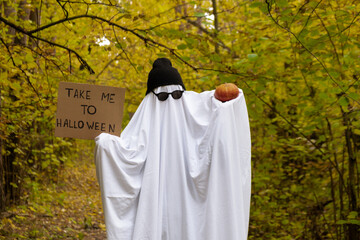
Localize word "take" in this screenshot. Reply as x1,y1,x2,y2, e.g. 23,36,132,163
65,88,91,99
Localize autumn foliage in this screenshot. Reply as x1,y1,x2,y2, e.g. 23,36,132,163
0,0,359,239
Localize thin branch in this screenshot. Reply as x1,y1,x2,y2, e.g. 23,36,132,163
0,16,94,74
112,25,138,74
26,12,231,56
297,0,323,37
312,192,336,240
338,11,360,34
108,11,123,22
96,53,122,79
68,50,72,73
134,16,188,31
327,75,360,109
264,0,359,105
187,19,232,53
1,39,16,67
23,40,66,77
0,38,42,103
325,117,348,197
58,0,122,8
314,10,341,66
26,15,135,35
56,0,69,18
290,0,312,27
19,14,196,70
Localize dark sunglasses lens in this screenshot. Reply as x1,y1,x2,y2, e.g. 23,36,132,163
171,90,183,99
157,92,169,101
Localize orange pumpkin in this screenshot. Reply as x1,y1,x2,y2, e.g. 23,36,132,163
214,83,239,102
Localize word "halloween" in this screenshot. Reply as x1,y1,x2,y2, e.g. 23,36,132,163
56,118,116,133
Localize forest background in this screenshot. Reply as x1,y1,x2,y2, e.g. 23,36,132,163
0,0,359,239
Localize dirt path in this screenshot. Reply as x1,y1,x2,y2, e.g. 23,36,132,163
0,159,106,239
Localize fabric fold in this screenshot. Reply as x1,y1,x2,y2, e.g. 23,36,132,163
95,85,251,240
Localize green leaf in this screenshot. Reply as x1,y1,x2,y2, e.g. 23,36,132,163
181,56,191,61
156,52,167,58
277,0,288,7
348,92,359,100
338,96,349,107
247,53,258,60
115,43,123,49
259,37,269,41
353,129,360,135
328,70,340,78
25,53,34,63
42,160,50,169
347,211,358,219
281,9,292,15
318,92,329,100
249,2,263,8
194,12,205,17
210,54,221,62
337,219,360,226
177,44,187,50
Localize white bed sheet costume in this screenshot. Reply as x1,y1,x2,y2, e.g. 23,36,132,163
95,58,251,240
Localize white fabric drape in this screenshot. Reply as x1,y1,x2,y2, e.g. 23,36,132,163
95,85,251,240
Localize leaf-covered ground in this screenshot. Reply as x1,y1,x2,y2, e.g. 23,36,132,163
0,160,106,239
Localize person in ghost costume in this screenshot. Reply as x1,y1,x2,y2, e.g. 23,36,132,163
94,58,251,240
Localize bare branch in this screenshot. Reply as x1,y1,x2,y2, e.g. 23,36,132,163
264,0,359,105
314,10,341,66
186,19,232,53
24,39,67,77
134,17,188,31
56,0,69,18
112,25,139,74
338,11,360,34
0,14,200,71
58,0,122,8
297,0,323,37
0,15,95,74
0,37,42,103
290,0,312,27
96,53,122,79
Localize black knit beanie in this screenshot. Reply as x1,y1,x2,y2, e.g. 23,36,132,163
146,58,186,95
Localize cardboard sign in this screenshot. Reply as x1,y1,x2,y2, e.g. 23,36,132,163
55,82,125,139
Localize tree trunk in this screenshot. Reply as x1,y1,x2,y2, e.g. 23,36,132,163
29,6,41,49
0,0,33,210
0,88,4,212
342,108,358,240
2,1,17,43
15,0,31,46
345,127,358,240
211,0,219,53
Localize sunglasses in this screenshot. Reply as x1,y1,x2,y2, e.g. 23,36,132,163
152,90,184,101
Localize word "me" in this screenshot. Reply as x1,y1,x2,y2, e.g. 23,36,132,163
101,92,115,103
